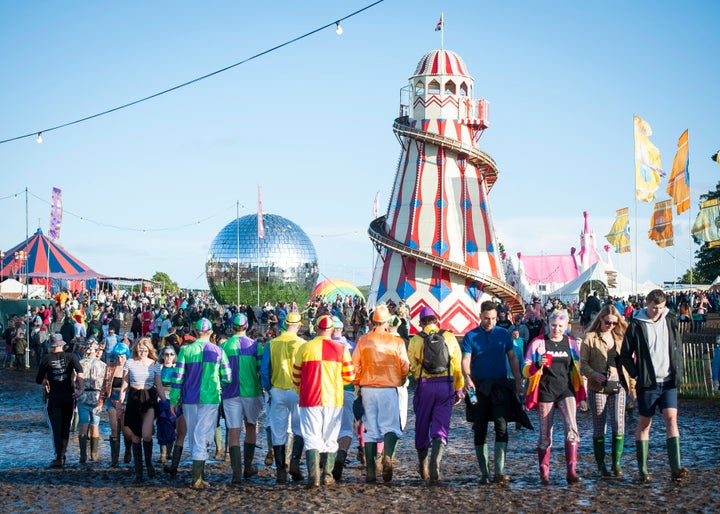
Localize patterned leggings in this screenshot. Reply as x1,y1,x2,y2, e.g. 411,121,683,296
588,389,626,438
536,397,578,450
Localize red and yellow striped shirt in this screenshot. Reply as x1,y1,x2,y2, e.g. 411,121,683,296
292,336,355,408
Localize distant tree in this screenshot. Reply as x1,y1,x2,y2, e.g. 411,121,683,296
152,271,179,292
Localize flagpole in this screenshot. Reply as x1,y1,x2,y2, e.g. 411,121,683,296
236,200,240,307
441,13,444,50
25,187,30,369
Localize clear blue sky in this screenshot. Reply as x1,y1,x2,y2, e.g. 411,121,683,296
1,1,718,292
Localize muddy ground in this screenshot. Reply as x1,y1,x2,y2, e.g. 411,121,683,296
0,367,718,513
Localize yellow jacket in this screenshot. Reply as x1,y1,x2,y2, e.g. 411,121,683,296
408,324,464,392
352,328,409,387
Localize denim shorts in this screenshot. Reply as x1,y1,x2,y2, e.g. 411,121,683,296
77,402,102,426
637,378,677,417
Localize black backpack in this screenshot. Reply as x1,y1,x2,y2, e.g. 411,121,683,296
421,330,450,375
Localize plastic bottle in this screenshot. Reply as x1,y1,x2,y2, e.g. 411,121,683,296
468,387,478,405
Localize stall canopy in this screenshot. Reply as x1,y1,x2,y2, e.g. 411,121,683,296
0,228,104,293
311,278,364,303
553,259,659,300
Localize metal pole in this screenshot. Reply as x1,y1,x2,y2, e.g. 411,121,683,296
25,187,30,369
236,200,240,307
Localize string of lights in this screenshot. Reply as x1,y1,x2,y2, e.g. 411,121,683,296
0,0,386,145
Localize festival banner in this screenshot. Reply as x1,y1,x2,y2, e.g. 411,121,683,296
605,207,631,253
648,199,673,247
634,115,664,203
257,184,265,239
48,187,63,240
666,129,690,215
692,198,720,247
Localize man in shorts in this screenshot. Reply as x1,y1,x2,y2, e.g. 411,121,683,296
620,289,689,482
221,313,264,484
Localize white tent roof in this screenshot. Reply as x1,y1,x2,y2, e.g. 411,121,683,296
0,278,25,294
553,259,659,300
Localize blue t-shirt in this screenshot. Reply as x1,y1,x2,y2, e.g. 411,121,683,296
461,325,513,379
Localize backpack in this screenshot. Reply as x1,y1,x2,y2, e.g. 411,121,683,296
421,330,450,375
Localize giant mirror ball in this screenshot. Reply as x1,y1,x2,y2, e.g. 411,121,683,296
206,213,319,306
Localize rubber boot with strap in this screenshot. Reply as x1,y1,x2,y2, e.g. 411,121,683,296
417,448,429,479
243,442,258,478
90,436,100,462
165,445,183,477
611,435,624,476
305,449,320,489
364,442,377,483
493,441,510,484
273,445,287,484
667,436,690,481
382,432,399,483
132,442,143,484
475,444,490,484
109,436,120,468
322,452,336,486
289,436,304,482
429,437,445,484
78,435,88,464
593,437,611,477
229,445,242,484
143,440,156,478
565,440,582,484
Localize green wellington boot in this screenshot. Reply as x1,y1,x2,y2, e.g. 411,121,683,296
109,437,120,468
493,441,510,484
382,432,399,483
636,439,650,483
364,442,377,483
417,447,429,480
78,435,88,464
273,445,287,484
305,449,320,489
332,448,347,481
243,442,258,478
611,435,624,477
322,452,336,486
90,437,100,462
667,437,690,481
593,437,611,477
164,445,183,477
190,460,208,489
475,444,491,484
429,438,445,484
229,445,242,484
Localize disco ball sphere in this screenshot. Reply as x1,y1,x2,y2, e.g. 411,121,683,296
206,213,319,306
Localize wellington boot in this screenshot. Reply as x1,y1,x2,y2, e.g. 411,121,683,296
305,449,320,489
90,437,100,462
593,437,611,477
365,442,377,483
143,440,156,478
493,441,510,484
109,437,120,468
78,435,88,464
164,445,183,477
358,444,366,465
322,452,336,486
229,446,243,484
123,436,133,464
538,447,551,485
417,448,430,479
565,440,582,484
289,436,304,482
132,442,143,484
243,442,258,478
429,438,445,484
611,435,624,477
636,439,650,483
667,437,690,481
190,460,209,489
273,445,287,484
475,444,490,484
61,439,68,466
332,449,347,481
382,432,399,483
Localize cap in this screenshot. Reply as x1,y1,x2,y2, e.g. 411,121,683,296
331,316,344,329
50,333,65,347
419,306,437,320
388,315,401,328
195,317,212,332
285,312,302,324
232,313,248,327
315,315,334,330
110,342,131,359
372,304,391,323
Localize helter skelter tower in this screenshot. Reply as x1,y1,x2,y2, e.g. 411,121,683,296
368,49,524,334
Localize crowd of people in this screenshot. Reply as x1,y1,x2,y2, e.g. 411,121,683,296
24,286,698,488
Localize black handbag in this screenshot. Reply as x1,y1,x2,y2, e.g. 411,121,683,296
605,379,621,394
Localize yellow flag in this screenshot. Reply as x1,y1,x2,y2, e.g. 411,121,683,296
634,115,663,202
606,207,631,253
648,199,673,247
666,130,690,215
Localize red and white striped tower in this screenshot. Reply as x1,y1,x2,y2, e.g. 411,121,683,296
368,49,523,334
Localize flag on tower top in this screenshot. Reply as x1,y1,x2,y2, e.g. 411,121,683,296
435,15,443,31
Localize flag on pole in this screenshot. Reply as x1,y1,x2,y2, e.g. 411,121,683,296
373,191,380,218
634,115,664,202
605,207,631,253
712,150,720,164
48,187,63,240
257,185,265,239
666,129,690,215
692,198,720,247
435,14,443,31
648,199,674,247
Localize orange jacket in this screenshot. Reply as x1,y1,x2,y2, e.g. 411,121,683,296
352,329,409,387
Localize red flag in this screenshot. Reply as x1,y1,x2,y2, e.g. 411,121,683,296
435,15,443,31
257,185,265,239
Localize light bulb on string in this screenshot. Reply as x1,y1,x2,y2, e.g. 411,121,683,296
335,22,343,35
36,132,43,144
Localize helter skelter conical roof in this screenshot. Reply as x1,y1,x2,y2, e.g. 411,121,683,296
412,49,471,78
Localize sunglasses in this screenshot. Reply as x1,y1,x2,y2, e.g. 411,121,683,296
163,353,175,357
603,320,618,326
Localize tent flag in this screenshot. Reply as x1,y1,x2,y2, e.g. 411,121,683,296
692,198,720,247
666,130,690,215
648,199,674,247
606,207,631,253
48,187,63,240
634,115,664,203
